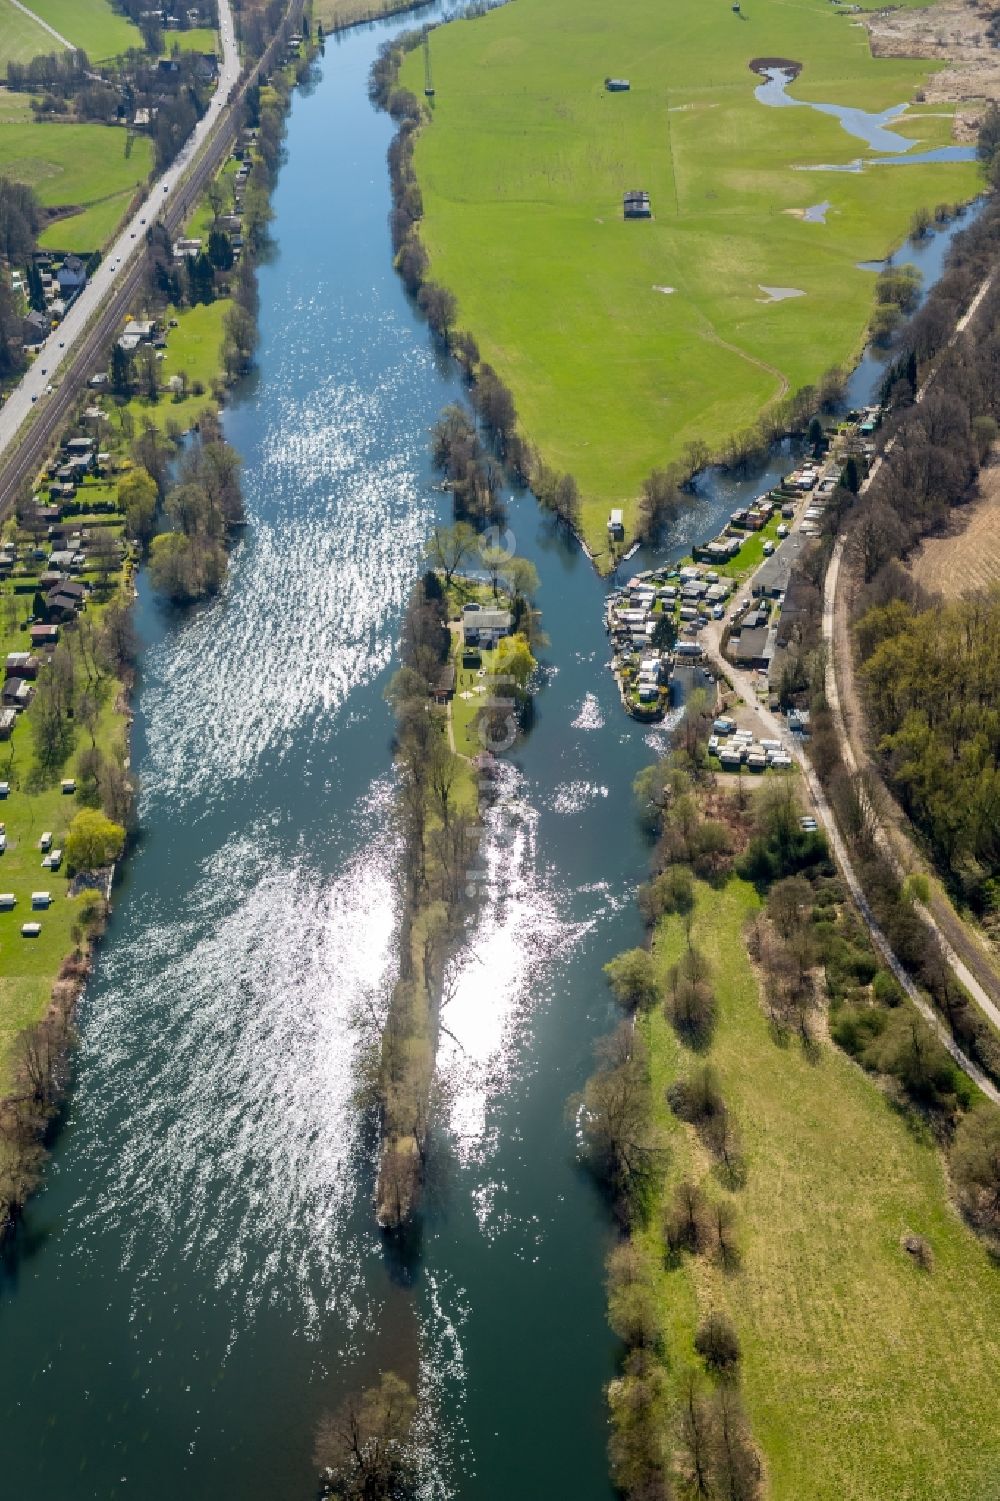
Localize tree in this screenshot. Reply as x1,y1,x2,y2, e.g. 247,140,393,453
119,464,159,547
208,227,234,271
604,947,660,1013
576,1024,665,1225
314,1372,417,1501
425,521,477,586
951,1107,1000,1238
65,809,125,873
111,341,134,397
694,1311,741,1374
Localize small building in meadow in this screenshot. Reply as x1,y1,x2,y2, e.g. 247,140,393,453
624,190,651,219
605,78,630,92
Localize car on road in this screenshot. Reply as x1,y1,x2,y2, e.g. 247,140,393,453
58,340,64,348
40,367,46,375
130,231,137,238
31,393,37,403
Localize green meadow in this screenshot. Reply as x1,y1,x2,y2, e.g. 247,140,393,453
0,0,57,69
643,879,1000,1501
403,0,981,549
0,122,153,253
21,0,143,60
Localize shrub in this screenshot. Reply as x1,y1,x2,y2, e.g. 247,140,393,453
605,948,660,1014
694,1311,742,1374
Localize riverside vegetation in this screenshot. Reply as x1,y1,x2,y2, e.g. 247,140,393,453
579,701,1000,1501
376,511,539,1230
0,6,318,1241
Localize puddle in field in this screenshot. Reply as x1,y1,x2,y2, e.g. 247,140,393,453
758,285,805,302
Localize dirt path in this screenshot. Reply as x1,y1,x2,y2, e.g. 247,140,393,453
701,556,1000,1105
704,329,790,406
8,0,73,50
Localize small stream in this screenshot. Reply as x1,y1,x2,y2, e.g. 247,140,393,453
755,65,977,167
0,15,983,1499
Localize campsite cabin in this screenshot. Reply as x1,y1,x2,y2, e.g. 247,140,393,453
60,778,76,794
31,891,51,909
608,508,625,540
0,709,16,741
21,922,42,938
0,893,14,910
605,78,630,91
39,832,52,851
0,782,9,799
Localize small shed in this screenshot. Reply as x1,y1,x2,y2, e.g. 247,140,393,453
31,892,52,909
0,709,16,740
624,190,652,219
0,893,15,910
60,778,76,795
432,663,456,703
21,922,42,938
605,78,630,92
608,508,625,540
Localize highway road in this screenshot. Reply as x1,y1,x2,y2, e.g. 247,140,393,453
0,0,240,462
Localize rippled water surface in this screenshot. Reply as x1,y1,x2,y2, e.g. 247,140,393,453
0,14,985,1500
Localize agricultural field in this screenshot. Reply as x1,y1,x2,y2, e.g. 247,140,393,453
0,122,153,254
910,460,1000,597
403,0,982,550
0,0,59,69
644,878,1000,1501
19,0,143,60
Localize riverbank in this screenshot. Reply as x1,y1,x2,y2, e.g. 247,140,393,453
0,12,320,1241
591,757,1000,1500
399,0,983,552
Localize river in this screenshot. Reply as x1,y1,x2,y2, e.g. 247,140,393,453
0,11,980,1499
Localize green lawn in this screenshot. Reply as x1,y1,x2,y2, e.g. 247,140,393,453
404,0,982,550
164,27,218,54
0,0,60,68
39,188,137,253
21,0,143,60
125,299,230,433
0,121,153,253
642,879,1000,1501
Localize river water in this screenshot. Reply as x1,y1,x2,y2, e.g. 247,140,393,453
0,13,981,1500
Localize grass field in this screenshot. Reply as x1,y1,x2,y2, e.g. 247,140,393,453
0,122,152,253
403,0,981,549
642,878,1000,1501
0,0,60,68
21,0,143,60
125,299,229,433
165,27,218,54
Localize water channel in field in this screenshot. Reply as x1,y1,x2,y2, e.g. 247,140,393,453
0,10,982,1498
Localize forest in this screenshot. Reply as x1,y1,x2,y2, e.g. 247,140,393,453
858,591,1000,906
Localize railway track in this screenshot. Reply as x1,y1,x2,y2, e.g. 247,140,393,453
0,5,303,517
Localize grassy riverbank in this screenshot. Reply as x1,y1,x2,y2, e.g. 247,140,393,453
640,876,1000,1499
402,0,981,548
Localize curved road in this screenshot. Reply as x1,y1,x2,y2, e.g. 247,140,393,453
0,0,240,462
